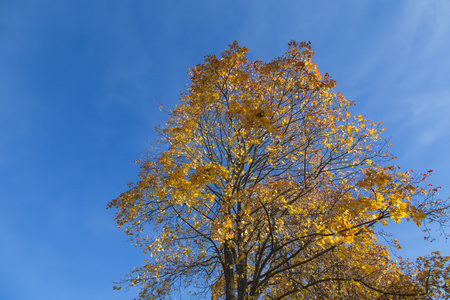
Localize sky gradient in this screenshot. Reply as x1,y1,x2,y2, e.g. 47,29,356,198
1,1,449,299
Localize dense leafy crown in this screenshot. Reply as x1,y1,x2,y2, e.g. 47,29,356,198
108,41,449,299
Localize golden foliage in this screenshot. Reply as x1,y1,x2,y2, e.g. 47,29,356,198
108,41,449,299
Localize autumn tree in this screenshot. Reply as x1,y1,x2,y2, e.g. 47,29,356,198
108,41,450,299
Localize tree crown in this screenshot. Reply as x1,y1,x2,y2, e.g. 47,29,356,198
108,41,449,300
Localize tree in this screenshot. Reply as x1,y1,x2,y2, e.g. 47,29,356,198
108,41,450,299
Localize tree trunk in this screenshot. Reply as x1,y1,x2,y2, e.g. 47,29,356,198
236,254,248,300
224,242,236,300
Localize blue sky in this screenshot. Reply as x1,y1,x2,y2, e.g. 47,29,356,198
1,1,449,299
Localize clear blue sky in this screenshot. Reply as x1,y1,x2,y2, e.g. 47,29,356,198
1,1,449,299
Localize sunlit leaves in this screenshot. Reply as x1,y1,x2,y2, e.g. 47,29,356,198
108,41,449,299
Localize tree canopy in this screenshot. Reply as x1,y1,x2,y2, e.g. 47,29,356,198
108,41,450,299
